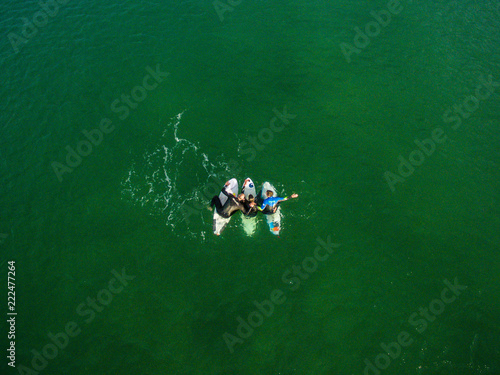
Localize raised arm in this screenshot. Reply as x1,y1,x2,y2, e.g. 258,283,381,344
220,188,231,197
272,194,299,212
277,193,299,204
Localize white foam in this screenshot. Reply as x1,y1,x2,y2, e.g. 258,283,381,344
121,111,227,239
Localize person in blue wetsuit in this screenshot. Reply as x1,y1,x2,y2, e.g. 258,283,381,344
259,191,298,214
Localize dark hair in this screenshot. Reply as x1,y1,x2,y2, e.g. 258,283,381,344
266,190,273,197
248,194,254,201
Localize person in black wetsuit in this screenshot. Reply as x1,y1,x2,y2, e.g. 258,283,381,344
209,185,255,218
242,194,259,217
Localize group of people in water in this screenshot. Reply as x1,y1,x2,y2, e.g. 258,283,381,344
208,180,298,219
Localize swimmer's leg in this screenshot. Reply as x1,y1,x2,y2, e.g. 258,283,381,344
210,196,223,213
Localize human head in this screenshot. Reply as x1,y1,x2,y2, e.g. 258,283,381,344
266,190,273,197
248,194,254,202
238,193,245,201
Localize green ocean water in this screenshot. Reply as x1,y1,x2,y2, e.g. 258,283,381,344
0,0,499,374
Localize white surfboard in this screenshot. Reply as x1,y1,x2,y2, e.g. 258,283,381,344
260,181,281,236
241,178,258,236
213,178,238,236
